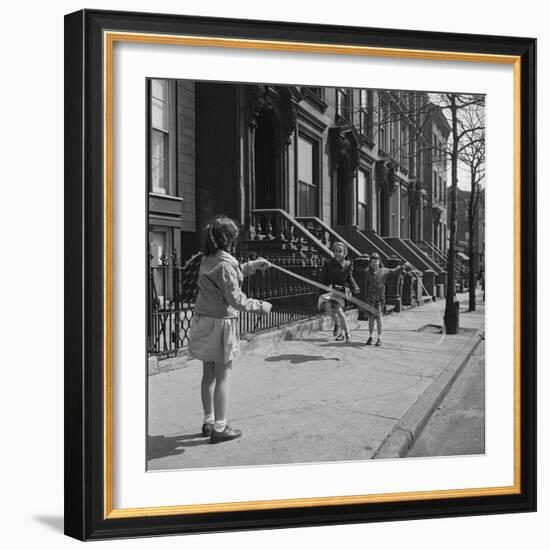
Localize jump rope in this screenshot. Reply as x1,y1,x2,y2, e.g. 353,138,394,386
257,261,447,349
179,252,446,349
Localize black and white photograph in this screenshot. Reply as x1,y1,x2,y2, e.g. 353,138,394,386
0,0,543,545
146,79,486,470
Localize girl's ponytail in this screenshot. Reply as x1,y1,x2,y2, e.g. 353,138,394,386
203,216,240,256
204,223,218,255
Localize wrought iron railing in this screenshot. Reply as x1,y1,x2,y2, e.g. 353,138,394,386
148,252,330,358
415,240,469,290
248,208,333,258
415,240,446,269
295,216,362,258
148,253,202,357
240,255,326,335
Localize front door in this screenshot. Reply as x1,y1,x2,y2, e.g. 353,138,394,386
254,111,279,209
335,160,351,225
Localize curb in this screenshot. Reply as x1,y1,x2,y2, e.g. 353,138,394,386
372,324,485,459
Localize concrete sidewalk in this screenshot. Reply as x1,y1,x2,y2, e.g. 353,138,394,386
147,291,485,470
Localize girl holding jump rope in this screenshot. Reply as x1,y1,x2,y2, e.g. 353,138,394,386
189,216,272,443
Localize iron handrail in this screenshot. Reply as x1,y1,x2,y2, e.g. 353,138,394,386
295,216,362,258
251,208,333,258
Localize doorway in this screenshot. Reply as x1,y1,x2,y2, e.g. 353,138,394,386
254,111,280,209
335,159,351,225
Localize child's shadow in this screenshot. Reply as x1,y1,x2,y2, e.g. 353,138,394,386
147,432,210,461
264,353,339,364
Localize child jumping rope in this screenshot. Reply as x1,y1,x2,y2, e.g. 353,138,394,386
318,242,359,343
189,216,272,443
364,252,409,347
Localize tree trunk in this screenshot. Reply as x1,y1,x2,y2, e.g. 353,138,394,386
468,183,476,311
444,96,459,334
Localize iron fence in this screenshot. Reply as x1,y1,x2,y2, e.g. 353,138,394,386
148,253,201,357
240,255,325,335
148,253,329,358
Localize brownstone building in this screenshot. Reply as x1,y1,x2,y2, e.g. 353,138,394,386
148,81,450,259
147,79,461,355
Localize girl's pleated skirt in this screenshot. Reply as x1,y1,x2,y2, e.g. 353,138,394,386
189,313,240,364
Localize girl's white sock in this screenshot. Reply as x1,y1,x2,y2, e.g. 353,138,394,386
204,413,214,424
213,419,227,433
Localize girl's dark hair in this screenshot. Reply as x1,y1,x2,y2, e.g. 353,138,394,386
369,258,385,271
204,216,240,256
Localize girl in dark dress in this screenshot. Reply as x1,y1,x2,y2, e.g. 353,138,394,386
318,242,359,343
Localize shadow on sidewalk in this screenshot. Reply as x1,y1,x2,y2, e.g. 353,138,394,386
282,336,369,350
293,337,335,343
147,432,210,461
264,353,340,364
317,342,367,349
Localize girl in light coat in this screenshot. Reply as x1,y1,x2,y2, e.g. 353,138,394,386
189,216,272,443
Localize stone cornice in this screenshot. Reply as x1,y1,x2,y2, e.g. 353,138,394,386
301,87,329,113
296,104,328,134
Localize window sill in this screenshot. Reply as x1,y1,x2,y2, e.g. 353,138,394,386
149,192,183,202
360,135,375,149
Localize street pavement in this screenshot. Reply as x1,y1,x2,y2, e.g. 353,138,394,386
408,338,485,457
147,291,485,471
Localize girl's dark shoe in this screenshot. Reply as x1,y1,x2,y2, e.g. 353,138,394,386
210,426,242,444
375,338,382,347
366,336,373,345
201,422,214,437
332,324,340,336
335,332,345,341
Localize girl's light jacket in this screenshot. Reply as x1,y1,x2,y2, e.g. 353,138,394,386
194,250,271,319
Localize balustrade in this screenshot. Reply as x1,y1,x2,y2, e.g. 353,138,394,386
248,209,332,259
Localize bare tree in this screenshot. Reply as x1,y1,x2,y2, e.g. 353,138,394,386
430,93,485,333
344,90,485,332
459,104,485,312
